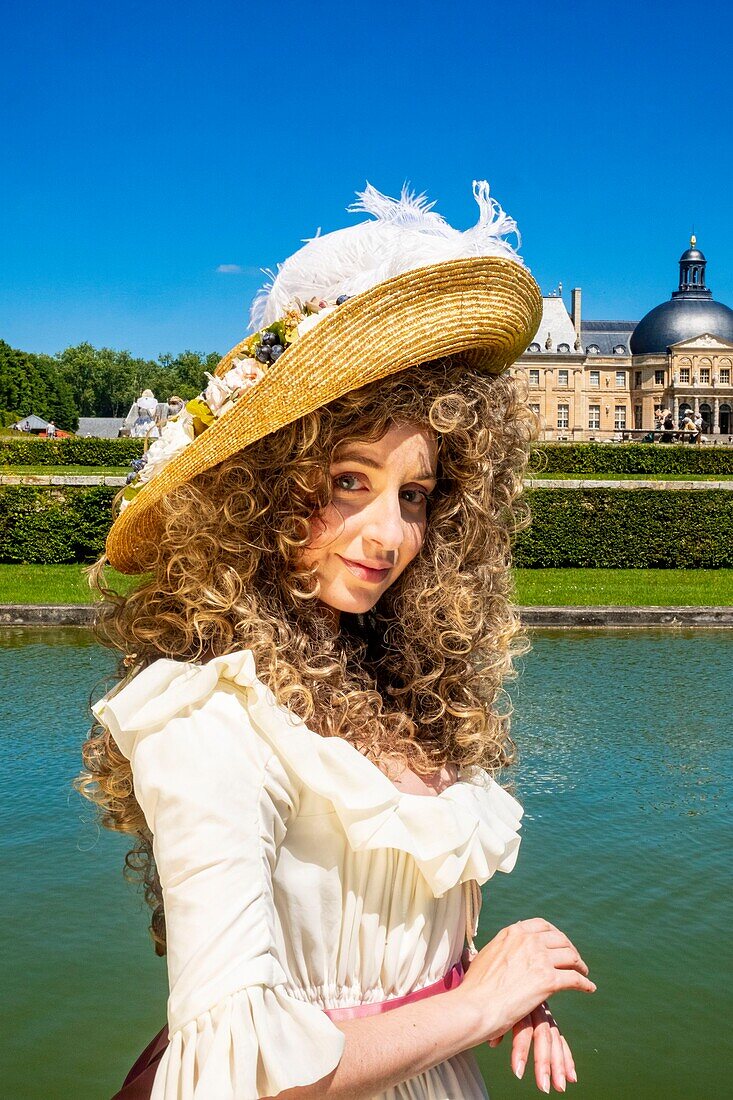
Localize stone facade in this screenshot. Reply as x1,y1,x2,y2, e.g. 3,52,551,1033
512,292,637,441
513,243,733,442
514,325,733,442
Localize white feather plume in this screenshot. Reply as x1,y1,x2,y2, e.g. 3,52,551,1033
249,180,525,330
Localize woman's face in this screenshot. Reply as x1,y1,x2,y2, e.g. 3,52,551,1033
301,422,438,618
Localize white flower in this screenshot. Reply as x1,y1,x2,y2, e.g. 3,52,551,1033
223,357,264,393
296,304,336,337
204,373,232,415
205,358,264,415
137,413,195,486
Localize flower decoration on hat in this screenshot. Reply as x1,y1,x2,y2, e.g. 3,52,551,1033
119,295,350,511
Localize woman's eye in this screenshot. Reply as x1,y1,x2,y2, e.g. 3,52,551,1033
400,488,430,506
333,473,363,491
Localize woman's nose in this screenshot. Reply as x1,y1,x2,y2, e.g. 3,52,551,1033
360,492,405,553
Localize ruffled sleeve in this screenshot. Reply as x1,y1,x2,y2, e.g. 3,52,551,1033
91,658,345,1099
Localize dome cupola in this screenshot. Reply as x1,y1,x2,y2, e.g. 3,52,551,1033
630,237,733,355
674,235,709,298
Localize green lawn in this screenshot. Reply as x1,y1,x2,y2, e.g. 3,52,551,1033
1,564,732,607
514,568,733,606
0,465,129,476
0,564,141,604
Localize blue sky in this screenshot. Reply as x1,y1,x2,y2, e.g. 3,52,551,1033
2,0,731,359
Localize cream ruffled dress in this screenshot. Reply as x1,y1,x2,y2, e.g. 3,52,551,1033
92,650,524,1100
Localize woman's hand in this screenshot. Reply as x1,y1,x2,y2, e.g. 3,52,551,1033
457,918,596,1050
488,1001,577,1092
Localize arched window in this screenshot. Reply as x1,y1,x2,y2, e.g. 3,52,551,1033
614,345,626,355
558,343,570,353
587,344,600,355
529,343,541,353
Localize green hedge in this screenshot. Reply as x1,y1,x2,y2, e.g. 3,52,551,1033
0,437,144,466
3,484,733,568
514,489,733,568
533,443,733,475
5,438,733,476
0,486,117,564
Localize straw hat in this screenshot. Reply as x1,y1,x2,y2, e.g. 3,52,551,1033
107,181,542,574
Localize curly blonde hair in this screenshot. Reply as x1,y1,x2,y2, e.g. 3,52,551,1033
75,357,537,955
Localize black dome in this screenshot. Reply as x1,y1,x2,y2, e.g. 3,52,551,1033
630,298,733,355
630,239,733,355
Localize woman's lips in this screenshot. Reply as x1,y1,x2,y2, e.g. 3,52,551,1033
337,555,391,583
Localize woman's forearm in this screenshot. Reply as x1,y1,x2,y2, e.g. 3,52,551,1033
269,987,485,1100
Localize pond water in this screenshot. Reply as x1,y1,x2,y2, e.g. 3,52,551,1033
1,628,730,1099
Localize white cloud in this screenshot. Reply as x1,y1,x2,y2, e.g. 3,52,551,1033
216,263,243,274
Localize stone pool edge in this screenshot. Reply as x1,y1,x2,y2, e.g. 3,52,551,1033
3,604,733,628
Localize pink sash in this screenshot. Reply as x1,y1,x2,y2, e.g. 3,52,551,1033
112,961,466,1098
322,960,465,1022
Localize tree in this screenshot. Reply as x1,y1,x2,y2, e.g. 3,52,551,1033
1,338,226,427
35,355,79,430
0,340,79,430
154,350,221,401
55,344,159,418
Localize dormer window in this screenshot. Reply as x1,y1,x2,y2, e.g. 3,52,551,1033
614,345,626,355
558,343,570,353
587,344,600,355
528,343,541,353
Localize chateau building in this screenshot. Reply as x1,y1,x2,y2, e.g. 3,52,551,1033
513,240,733,441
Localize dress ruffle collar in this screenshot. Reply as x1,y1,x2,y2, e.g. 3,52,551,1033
93,649,524,898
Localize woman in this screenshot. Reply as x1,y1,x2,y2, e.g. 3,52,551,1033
662,410,675,443
124,388,161,440
681,412,697,443
77,182,596,1099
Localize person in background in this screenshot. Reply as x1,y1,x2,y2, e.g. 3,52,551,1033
46,421,56,438
694,410,704,444
155,394,185,431
124,389,161,441
681,412,697,443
